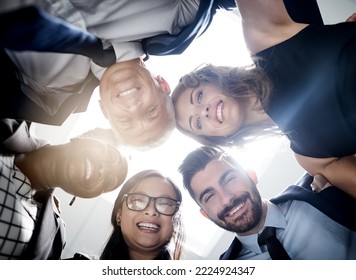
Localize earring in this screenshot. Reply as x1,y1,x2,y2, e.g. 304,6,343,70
116,219,121,226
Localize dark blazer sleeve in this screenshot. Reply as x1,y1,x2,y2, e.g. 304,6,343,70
271,173,356,232
219,237,242,260
0,6,115,67
142,0,236,57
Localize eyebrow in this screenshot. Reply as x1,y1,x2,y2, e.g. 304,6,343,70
198,169,235,203
190,89,194,105
219,169,235,185
188,89,195,131
189,116,193,131
198,186,214,203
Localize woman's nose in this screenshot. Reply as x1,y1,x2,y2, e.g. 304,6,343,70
198,104,210,118
144,200,158,216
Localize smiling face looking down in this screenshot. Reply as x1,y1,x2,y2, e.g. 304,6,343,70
99,59,174,148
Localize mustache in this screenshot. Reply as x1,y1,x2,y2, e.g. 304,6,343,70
217,193,250,221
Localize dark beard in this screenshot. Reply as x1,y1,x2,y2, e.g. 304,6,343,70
216,190,263,233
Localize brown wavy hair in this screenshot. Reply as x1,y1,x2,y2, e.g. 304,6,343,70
172,63,280,148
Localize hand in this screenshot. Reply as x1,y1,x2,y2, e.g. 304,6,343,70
345,13,356,22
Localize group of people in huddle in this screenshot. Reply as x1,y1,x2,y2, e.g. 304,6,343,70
1,0,355,260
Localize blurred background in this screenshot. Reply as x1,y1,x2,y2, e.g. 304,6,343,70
31,0,354,259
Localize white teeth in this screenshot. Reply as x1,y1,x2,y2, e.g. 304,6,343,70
85,158,93,181
138,222,160,230
119,88,137,97
217,101,223,123
227,202,244,217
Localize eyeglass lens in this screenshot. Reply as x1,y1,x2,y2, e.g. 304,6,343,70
126,193,178,215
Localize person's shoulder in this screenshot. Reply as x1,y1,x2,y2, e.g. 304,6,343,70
212,0,237,10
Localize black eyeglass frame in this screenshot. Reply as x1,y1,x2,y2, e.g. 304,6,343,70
122,193,180,216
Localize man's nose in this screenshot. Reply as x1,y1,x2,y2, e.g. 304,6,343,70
125,99,141,112
220,191,236,207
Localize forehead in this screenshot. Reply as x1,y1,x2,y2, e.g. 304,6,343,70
132,176,176,198
175,86,192,111
192,159,232,180
113,105,170,146
190,159,240,191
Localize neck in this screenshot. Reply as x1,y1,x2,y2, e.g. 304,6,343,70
128,249,161,260
245,97,272,125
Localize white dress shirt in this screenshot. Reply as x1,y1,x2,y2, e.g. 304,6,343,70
235,200,356,260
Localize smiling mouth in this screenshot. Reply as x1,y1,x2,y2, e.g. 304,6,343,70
118,87,138,97
85,158,94,181
216,100,223,123
137,222,160,232
225,201,245,217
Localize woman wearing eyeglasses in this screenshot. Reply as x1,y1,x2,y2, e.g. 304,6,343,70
99,169,185,260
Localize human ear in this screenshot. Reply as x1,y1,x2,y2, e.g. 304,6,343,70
98,100,109,119
199,209,209,219
157,75,171,94
246,168,258,184
115,210,122,226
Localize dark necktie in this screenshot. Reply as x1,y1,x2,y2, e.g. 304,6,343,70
258,227,291,260
142,0,215,57
0,6,115,67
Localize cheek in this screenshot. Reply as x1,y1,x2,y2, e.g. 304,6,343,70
216,123,240,137
160,217,174,238
120,209,136,233
201,204,219,221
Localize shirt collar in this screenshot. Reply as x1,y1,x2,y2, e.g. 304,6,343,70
235,201,287,254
